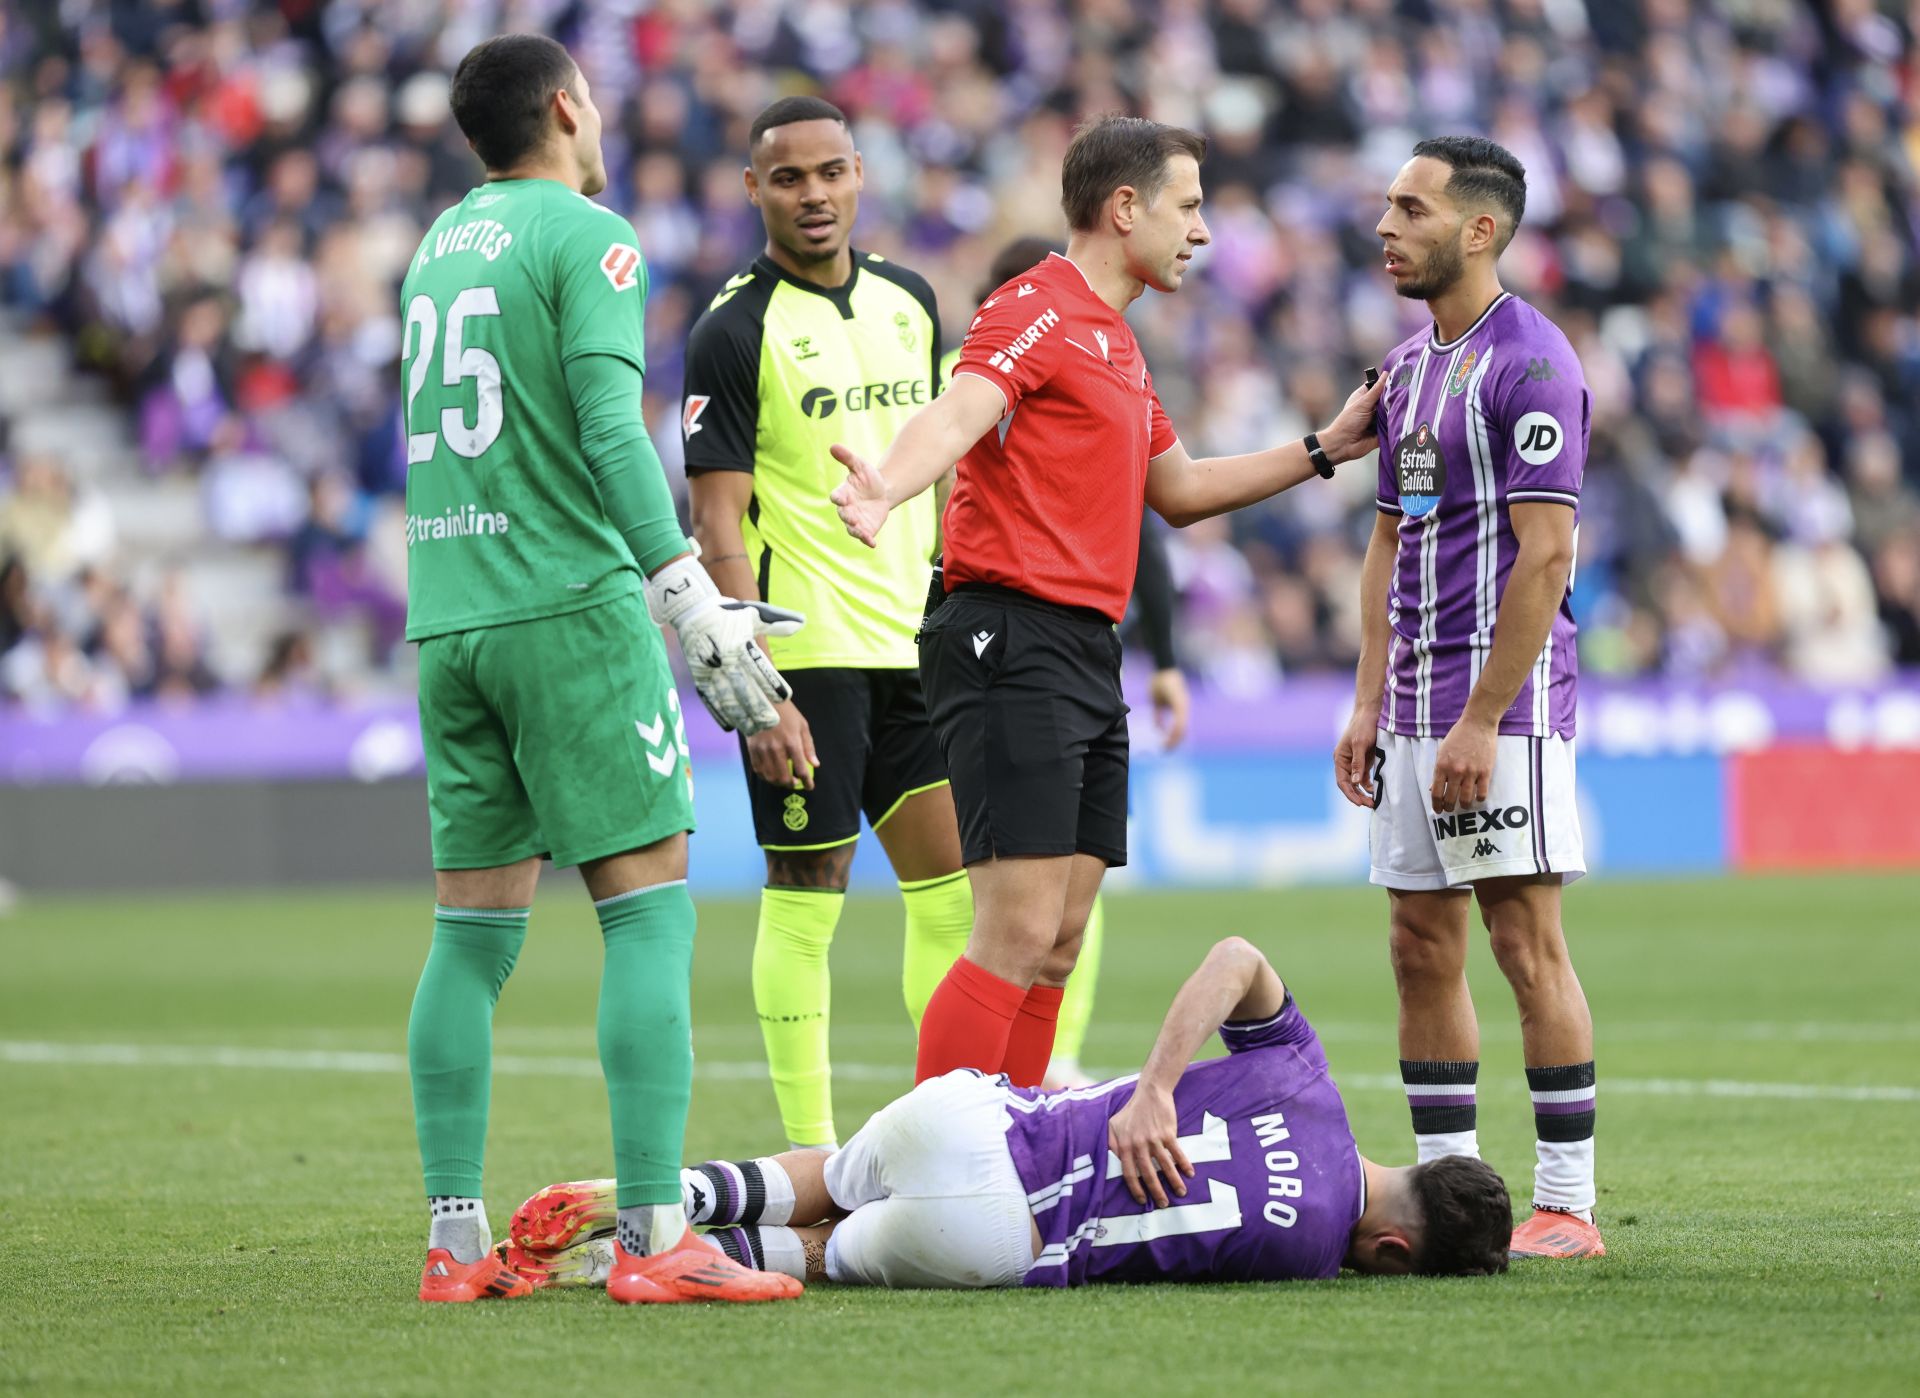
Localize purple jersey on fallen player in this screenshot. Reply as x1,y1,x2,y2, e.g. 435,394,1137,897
1374,293,1590,739
1003,996,1363,1288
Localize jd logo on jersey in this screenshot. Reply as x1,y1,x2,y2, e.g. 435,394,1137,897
1515,412,1564,465
1394,421,1446,517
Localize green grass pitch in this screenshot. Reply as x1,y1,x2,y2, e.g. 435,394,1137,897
2,874,1916,1395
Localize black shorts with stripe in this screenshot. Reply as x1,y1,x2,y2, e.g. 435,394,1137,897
742,666,948,850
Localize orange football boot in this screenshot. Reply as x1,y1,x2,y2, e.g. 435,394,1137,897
1508,1208,1606,1258
418,1247,534,1302
606,1229,803,1304
509,1178,618,1253
495,1237,614,1290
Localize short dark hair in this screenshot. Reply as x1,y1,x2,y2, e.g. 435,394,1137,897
1061,115,1207,233
1411,136,1527,250
750,96,850,148
450,35,579,171
1408,1155,1513,1276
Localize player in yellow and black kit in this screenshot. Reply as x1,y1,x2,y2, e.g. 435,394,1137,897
683,98,970,1151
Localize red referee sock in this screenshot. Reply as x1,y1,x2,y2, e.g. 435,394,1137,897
913,957,1028,1083
1000,982,1065,1088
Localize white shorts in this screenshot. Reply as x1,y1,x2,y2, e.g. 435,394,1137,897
1368,730,1586,891
823,1070,1037,1289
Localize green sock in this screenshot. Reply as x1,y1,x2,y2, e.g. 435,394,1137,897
1053,892,1105,1067
408,905,529,1199
901,870,972,1031
752,885,845,1147
597,881,698,1209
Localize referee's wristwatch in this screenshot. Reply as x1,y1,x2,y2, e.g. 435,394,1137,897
1303,432,1336,479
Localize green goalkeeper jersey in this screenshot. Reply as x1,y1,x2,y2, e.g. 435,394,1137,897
400,179,658,641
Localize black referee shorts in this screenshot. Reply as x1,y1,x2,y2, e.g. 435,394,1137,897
918,583,1129,867
740,667,949,850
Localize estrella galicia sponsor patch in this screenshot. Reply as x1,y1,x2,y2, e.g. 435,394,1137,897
1394,420,1446,517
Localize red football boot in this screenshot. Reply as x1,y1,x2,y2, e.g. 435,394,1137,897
1508,1208,1607,1258
606,1229,803,1304
418,1247,534,1302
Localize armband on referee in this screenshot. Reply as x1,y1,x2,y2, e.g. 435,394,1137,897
1303,433,1336,480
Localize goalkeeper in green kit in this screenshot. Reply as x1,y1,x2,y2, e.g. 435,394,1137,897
400,34,801,1306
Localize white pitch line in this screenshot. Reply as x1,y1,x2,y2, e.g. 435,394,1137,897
2,1040,1916,1103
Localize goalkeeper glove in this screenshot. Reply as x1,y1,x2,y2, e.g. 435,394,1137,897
644,551,804,735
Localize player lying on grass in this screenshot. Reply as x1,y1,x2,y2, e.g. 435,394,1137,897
498,937,1513,1288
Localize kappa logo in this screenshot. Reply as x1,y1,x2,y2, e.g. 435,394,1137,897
1515,412,1564,465
972,630,994,658
683,395,710,439
600,243,641,292
1471,838,1500,858
1526,358,1558,382
1392,363,1415,389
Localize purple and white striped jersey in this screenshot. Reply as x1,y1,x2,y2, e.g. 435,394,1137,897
1374,293,1589,739
1004,996,1363,1288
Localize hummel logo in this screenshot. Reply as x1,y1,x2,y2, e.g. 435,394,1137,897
972,630,994,658
1016,282,1036,297
1471,838,1500,858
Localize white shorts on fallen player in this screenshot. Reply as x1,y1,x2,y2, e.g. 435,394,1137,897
823,1071,1037,1289
1369,731,1586,891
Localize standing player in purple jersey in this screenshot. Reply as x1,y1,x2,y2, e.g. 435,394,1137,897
497,938,1512,1289
1334,137,1603,1259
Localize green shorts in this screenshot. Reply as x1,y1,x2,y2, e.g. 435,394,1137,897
416,594,696,870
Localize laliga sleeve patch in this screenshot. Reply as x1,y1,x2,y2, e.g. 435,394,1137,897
1394,420,1446,518
682,394,710,439
1514,411,1564,465
600,243,641,292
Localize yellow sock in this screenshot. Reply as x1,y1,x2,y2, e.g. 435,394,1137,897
1052,892,1105,1067
900,870,972,1031
751,887,844,1147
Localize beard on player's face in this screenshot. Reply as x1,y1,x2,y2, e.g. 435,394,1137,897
1395,224,1468,301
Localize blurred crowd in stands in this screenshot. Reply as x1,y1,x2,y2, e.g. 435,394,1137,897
1,0,1917,713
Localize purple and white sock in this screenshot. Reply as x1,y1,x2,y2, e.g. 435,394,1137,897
1400,1059,1480,1162
682,1158,796,1227
1527,1060,1597,1218
709,1224,806,1281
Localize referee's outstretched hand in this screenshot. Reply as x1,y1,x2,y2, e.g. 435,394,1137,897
830,443,889,548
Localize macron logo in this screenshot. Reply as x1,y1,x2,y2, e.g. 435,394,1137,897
972,630,995,658
1016,282,1037,297
987,307,1061,374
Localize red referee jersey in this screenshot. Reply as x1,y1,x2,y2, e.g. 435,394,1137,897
944,253,1178,621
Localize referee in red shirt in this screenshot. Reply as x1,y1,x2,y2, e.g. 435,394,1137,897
833,116,1384,1090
